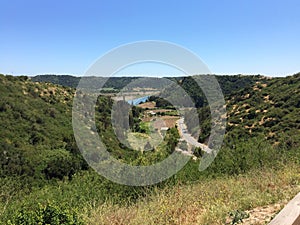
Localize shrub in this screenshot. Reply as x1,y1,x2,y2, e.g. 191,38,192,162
8,203,83,225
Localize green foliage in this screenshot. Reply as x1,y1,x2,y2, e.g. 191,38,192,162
228,210,249,224
193,147,203,157
148,96,174,108
206,137,278,176
0,75,86,183
41,149,82,180
8,203,83,225
220,73,300,147
165,127,180,154
169,75,262,108
129,105,145,132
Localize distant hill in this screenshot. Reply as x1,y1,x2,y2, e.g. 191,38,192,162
31,75,138,89
174,74,264,107
31,74,264,108
195,73,300,147
31,75,80,88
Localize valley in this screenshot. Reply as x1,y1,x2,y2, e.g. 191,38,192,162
0,73,299,224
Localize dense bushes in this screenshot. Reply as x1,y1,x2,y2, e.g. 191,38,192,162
8,203,83,225
0,75,86,183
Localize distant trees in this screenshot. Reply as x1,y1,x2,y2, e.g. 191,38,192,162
148,96,173,108
166,128,179,154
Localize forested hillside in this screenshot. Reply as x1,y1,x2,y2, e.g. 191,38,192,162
226,73,300,147
0,75,86,180
195,73,300,147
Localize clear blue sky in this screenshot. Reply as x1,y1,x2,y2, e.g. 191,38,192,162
1,0,299,76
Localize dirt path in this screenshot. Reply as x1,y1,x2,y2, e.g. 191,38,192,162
226,202,285,224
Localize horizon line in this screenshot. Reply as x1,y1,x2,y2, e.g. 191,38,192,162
2,72,298,78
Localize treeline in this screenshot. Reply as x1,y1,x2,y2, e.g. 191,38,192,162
31,75,138,90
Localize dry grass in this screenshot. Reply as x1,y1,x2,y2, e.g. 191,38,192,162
138,102,156,109
83,164,300,224
160,116,180,128
240,203,284,224
142,116,179,129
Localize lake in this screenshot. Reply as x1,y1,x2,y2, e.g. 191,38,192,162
127,96,149,106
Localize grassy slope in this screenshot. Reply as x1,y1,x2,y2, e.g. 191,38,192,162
86,164,300,224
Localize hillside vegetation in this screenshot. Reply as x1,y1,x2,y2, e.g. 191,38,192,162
0,73,299,224
0,75,86,181
196,73,300,147
226,73,300,147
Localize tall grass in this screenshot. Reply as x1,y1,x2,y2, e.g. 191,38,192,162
85,164,300,224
